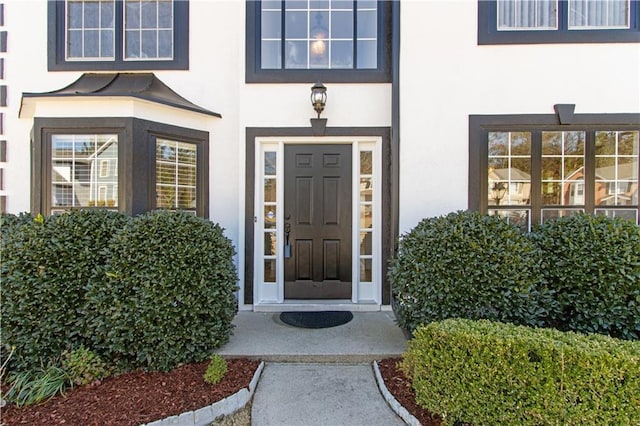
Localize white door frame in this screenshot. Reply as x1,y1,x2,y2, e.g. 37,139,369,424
253,136,382,311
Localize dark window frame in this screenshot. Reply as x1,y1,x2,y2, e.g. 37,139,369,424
244,126,395,305
246,0,393,83
32,117,208,217
48,0,189,71
469,113,640,227
478,0,640,45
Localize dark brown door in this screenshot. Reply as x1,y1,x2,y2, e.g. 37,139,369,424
284,144,352,299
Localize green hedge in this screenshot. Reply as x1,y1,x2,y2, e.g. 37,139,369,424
1,210,129,372
401,319,640,426
531,213,640,340
389,211,553,332
87,210,239,371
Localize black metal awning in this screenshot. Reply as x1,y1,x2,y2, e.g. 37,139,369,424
21,73,221,118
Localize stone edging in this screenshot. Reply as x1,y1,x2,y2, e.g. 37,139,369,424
373,360,421,426
143,360,265,426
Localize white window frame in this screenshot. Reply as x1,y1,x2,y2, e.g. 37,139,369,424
253,137,382,308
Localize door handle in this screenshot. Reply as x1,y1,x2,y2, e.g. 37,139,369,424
284,221,292,258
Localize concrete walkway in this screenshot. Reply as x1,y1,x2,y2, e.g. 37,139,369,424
214,311,409,425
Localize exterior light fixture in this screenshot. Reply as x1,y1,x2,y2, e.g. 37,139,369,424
310,81,327,136
491,182,508,205
310,81,327,118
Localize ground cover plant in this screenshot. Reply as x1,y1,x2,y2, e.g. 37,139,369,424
402,319,640,426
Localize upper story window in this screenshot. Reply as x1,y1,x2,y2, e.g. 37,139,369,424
247,0,393,83
479,0,640,44
49,0,189,71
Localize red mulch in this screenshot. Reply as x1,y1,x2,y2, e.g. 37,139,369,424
1,358,260,426
377,357,443,426
2,357,442,426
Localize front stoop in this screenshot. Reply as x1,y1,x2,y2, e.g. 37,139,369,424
141,361,264,426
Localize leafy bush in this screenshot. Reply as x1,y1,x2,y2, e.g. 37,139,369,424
5,365,69,407
389,210,553,332
62,346,110,386
530,213,640,340
1,210,129,372
87,210,239,372
203,354,228,385
402,318,640,426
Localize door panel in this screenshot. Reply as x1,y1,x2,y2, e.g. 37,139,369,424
284,144,352,299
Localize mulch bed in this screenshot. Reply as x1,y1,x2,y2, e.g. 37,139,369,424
1,358,260,426
3,357,442,426
377,357,443,426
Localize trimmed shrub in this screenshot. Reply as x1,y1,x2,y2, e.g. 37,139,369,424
402,318,640,426
389,210,553,332
530,213,640,340
1,210,129,372
87,210,239,372
203,354,228,385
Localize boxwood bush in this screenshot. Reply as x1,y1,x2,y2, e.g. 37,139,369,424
389,210,553,332
87,210,239,371
401,319,640,426
530,213,640,340
1,210,129,372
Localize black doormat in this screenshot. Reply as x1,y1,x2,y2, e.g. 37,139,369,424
279,311,353,329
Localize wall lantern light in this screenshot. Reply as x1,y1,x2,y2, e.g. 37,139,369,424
311,81,327,118
491,182,508,205
310,81,327,136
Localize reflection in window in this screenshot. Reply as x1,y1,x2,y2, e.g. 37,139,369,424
67,0,115,59
498,0,558,30
595,131,638,208
487,131,531,208
541,131,585,210
569,0,630,29
124,0,174,59
51,134,118,209
155,139,197,212
359,149,373,283
261,0,377,70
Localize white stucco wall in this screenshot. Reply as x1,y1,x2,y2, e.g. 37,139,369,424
398,0,640,233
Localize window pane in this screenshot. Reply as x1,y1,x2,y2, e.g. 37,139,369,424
264,259,276,282
569,0,629,29
156,139,197,211
497,0,558,30
541,208,584,222
125,0,141,29
264,232,277,256
68,1,83,28
141,30,158,57
265,151,277,175
357,9,377,39
542,131,585,206
158,0,172,27
262,0,378,70
488,209,530,232
141,0,158,28
360,178,373,202
84,1,100,27
67,0,115,60
285,40,307,68
488,132,531,207
262,10,282,39
595,131,639,207
262,41,282,69
51,134,118,209
264,206,277,229
360,231,372,255
360,151,372,174
331,40,353,68
356,39,376,69
360,259,372,282
332,10,353,38
595,208,638,221
264,178,276,203
360,204,372,228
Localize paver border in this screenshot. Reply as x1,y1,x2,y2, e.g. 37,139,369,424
373,360,421,426
142,360,265,426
